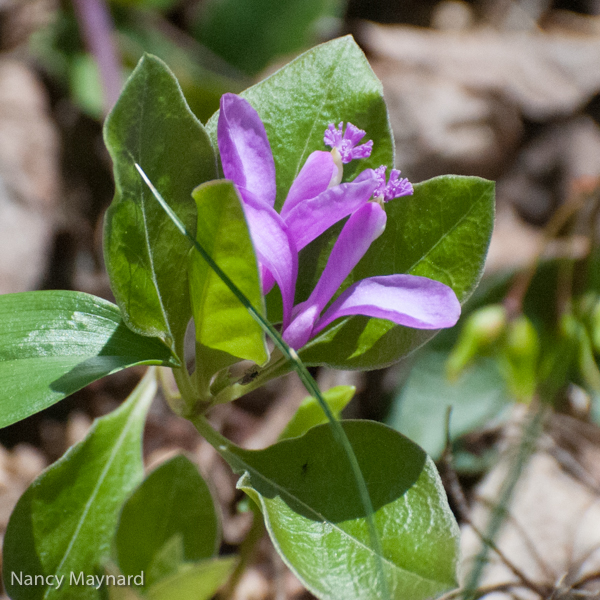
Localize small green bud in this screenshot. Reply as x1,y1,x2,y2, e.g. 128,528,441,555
446,304,507,380
500,315,540,403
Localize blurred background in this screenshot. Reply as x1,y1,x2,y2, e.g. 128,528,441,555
2,0,600,598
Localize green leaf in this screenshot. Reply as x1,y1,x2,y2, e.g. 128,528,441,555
115,455,220,588
189,180,268,376
0,291,176,428
300,176,495,370
139,163,389,598
145,558,237,600
214,421,459,600
206,35,393,211
3,370,157,600
196,0,344,76
387,351,510,459
279,385,354,440
104,54,217,353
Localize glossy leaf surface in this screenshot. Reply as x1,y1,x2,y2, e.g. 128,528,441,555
216,421,459,600
207,36,393,210
104,54,216,352
189,180,268,372
0,291,176,428
300,176,495,370
3,370,157,600
115,455,219,587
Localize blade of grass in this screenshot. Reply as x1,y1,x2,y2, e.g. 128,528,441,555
461,402,546,600
134,163,390,600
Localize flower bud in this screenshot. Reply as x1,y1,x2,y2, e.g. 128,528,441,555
500,315,540,403
446,304,507,380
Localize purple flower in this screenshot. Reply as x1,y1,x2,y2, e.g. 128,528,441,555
374,166,413,202
324,122,374,163
217,93,461,349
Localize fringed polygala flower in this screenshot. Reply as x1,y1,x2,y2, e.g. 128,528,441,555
217,93,461,350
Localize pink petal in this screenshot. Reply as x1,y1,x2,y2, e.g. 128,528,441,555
282,202,386,349
241,191,298,329
260,265,276,295
313,275,461,335
280,151,338,218
218,94,276,207
283,170,379,251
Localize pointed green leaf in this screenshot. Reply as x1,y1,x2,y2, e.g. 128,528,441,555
189,180,268,374
115,455,220,588
279,385,355,440
104,54,217,352
206,35,393,210
0,291,176,428
145,558,237,600
214,421,459,600
300,176,495,370
3,370,157,600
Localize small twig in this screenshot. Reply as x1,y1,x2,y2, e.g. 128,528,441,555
441,409,550,599
458,402,547,600
504,185,595,318
219,503,265,600
436,581,527,600
563,567,600,596
543,436,600,496
475,495,555,581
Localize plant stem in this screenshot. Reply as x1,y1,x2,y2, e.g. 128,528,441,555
212,354,291,404
219,503,265,600
135,164,390,599
170,335,196,410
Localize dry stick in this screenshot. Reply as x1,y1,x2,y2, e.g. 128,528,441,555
442,409,550,599
504,186,595,319
455,402,548,600
568,568,600,592
475,495,555,582
219,504,265,600
436,581,527,600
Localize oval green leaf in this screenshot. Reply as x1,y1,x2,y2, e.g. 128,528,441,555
115,455,220,588
299,176,495,370
104,54,217,352
3,370,157,600
189,180,268,378
215,421,459,600
206,35,394,210
0,291,176,428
